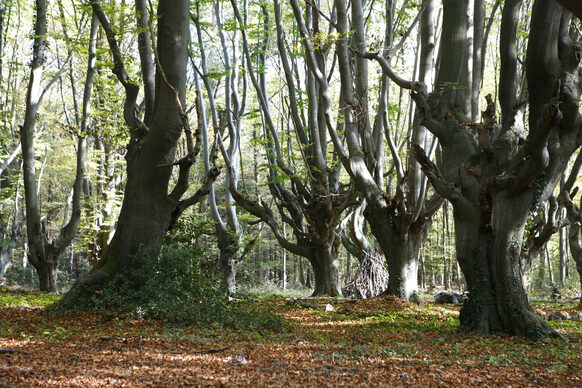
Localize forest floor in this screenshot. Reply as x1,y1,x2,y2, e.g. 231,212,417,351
0,289,581,387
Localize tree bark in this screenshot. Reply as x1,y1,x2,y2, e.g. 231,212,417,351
224,0,352,296
329,0,440,300
62,0,219,304
20,0,87,292
411,0,580,339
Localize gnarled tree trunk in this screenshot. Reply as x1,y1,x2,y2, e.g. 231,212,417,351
412,0,581,338
61,0,218,304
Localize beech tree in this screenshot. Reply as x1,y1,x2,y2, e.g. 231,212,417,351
410,0,582,338
19,0,90,291
192,0,250,294
284,0,443,299
220,0,356,296
62,0,218,302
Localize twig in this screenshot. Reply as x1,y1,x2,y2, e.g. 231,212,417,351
0,348,32,355
191,347,229,354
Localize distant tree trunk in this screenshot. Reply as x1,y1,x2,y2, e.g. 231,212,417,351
0,179,22,282
419,254,426,289
456,261,463,292
559,219,568,286
567,219,582,305
546,246,555,285
563,189,582,304
442,204,450,289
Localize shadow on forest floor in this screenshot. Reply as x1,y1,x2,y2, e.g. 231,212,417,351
0,289,581,387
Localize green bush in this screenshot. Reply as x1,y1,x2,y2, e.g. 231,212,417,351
82,244,286,332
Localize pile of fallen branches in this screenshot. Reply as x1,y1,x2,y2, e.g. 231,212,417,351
342,251,388,299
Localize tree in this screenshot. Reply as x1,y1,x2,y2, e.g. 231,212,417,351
19,0,88,292
223,0,355,296
192,0,249,294
411,0,581,338
293,0,442,299
62,0,218,303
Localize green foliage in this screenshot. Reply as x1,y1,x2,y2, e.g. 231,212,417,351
76,244,286,332
0,288,60,307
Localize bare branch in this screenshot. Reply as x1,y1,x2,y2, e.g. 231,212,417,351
351,48,425,92
411,144,477,218
168,166,221,230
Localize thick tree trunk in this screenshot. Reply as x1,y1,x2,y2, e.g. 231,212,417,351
220,261,237,294
217,227,239,294
410,0,579,339
385,240,420,299
36,256,58,292
366,206,427,300
60,0,208,304
310,242,341,297
454,193,554,338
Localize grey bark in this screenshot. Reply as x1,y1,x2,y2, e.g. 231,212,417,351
411,0,581,338
20,0,87,292
194,0,245,294
0,181,22,282
225,0,353,296
62,0,219,303
321,0,441,300
563,193,582,304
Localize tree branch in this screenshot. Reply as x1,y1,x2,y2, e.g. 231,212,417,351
90,0,143,131
411,144,477,218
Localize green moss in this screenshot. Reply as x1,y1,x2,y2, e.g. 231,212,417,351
0,288,60,307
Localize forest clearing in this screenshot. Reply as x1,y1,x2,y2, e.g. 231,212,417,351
0,289,581,387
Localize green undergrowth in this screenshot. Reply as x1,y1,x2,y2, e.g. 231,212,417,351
56,245,287,333
0,287,60,307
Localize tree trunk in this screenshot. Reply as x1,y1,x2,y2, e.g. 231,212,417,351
310,246,341,297
366,206,427,299
217,227,239,294
410,0,579,339
0,248,11,281
559,221,568,286
307,204,342,296
564,189,582,304
36,255,58,292
452,193,554,338
21,0,88,293
61,0,219,304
